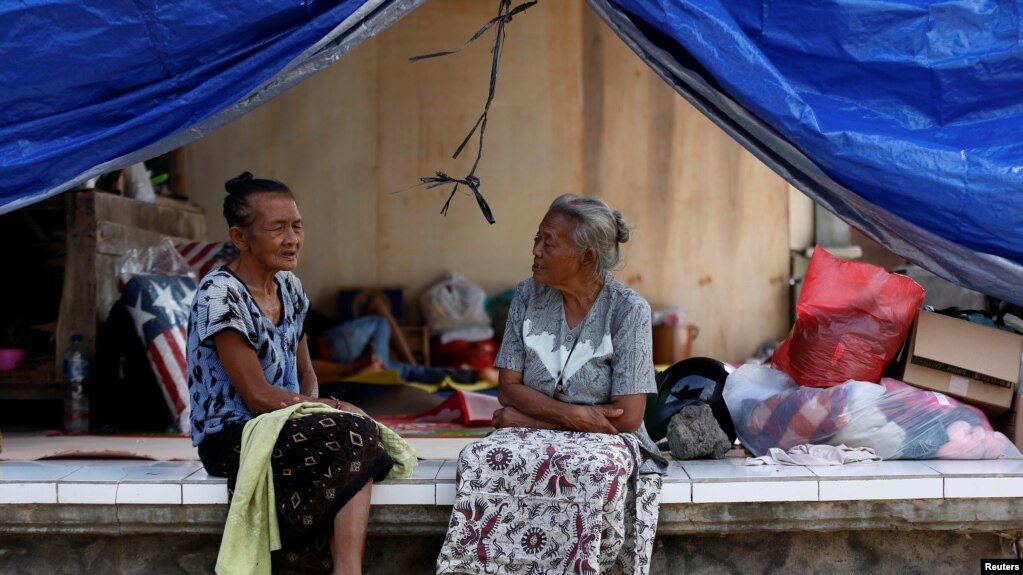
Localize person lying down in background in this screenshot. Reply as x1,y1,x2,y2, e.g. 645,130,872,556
310,288,498,385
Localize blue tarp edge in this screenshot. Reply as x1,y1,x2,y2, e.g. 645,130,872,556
0,0,424,217
586,0,1023,306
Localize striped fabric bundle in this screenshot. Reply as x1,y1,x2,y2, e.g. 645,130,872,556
745,385,850,454
724,364,852,457
120,274,197,432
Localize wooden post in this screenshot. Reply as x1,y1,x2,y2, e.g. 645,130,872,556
56,191,98,379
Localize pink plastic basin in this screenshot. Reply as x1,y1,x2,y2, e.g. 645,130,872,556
0,348,26,371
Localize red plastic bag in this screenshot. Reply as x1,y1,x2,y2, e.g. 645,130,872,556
772,246,924,388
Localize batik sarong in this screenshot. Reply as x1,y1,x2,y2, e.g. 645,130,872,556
199,411,393,574
436,427,661,575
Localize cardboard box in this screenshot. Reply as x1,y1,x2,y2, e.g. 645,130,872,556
993,367,1023,453
992,388,1023,454
899,310,1023,414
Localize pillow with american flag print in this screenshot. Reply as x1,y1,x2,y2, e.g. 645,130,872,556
120,274,197,432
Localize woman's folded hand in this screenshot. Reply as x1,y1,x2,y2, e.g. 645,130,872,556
492,403,623,434
492,406,528,428
576,404,622,434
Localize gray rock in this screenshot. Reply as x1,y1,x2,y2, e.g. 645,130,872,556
666,403,732,460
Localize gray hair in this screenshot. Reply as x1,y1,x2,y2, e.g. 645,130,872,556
548,194,631,276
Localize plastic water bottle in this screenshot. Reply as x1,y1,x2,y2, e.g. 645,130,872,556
63,334,90,435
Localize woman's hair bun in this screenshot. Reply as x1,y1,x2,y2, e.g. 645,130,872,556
225,172,254,195
613,210,631,244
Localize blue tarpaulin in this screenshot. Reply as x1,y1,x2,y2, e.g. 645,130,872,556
0,0,422,214
1,0,1022,303
589,0,1023,304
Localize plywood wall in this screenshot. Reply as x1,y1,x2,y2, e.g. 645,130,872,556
578,10,791,362
182,1,792,362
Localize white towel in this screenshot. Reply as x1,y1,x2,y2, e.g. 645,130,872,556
745,444,880,466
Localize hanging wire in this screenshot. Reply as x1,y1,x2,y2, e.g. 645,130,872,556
408,0,538,225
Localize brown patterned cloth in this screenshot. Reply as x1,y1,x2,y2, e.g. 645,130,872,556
199,411,393,574
436,427,661,575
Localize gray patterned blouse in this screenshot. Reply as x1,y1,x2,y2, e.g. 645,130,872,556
495,274,667,473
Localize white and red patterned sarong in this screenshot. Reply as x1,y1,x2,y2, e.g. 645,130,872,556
436,427,661,575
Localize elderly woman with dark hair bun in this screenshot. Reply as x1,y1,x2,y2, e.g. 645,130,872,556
188,173,394,575
437,194,666,575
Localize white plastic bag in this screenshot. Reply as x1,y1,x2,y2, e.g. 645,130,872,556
123,162,156,202
420,272,491,331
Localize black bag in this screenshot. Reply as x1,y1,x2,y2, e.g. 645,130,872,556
644,357,736,444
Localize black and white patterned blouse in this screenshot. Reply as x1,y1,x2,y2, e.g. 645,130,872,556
495,274,667,472
186,267,309,446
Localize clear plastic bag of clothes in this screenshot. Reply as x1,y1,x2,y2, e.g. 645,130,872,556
723,363,1022,460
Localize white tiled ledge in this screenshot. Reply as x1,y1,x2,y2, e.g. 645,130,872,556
3,458,1023,506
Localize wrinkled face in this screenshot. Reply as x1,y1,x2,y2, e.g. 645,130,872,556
237,192,303,272
531,211,588,289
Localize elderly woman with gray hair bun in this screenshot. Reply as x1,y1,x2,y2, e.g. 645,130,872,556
437,194,666,575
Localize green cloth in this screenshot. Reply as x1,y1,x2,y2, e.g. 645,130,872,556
215,402,417,575
375,419,418,480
